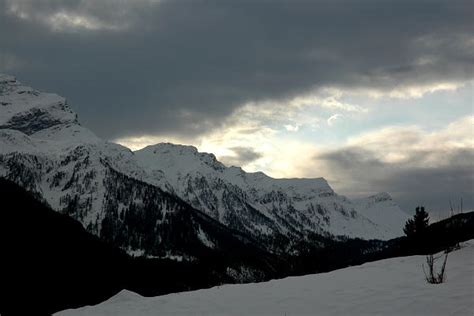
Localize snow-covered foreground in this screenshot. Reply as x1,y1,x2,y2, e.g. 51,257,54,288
59,241,474,316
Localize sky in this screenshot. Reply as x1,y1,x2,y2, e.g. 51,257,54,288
1,0,473,216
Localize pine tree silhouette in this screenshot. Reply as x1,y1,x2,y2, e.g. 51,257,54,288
404,206,430,237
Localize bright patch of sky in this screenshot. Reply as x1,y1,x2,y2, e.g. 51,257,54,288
117,81,473,173
116,82,473,215
275,81,473,147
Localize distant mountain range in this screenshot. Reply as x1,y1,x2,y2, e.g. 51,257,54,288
0,74,408,259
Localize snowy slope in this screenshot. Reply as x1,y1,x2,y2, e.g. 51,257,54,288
354,192,410,235
135,143,409,243
58,240,474,316
0,74,77,132
0,76,146,231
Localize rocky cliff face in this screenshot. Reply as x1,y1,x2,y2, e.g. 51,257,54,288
0,75,78,134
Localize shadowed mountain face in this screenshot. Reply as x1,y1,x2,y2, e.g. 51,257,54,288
0,177,127,315
0,178,286,315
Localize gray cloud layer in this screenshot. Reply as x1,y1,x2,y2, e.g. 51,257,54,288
317,147,474,216
220,146,263,167
1,0,473,139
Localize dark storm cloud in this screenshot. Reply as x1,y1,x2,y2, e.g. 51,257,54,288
220,147,263,167
0,0,473,139
316,148,474,216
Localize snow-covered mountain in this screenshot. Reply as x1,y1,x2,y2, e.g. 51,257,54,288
353,192,410,237
0,74,408,257
134,143,408,248
1,74,262,266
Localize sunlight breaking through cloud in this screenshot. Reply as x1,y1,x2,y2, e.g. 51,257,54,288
47,12,121,31
363,82,465,99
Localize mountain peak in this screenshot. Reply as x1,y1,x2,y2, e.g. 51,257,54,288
143,142,199,155
0,74,78,135
136,142,226,174
368,192,393,202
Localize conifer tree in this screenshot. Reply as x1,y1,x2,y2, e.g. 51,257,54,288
404,206,429,237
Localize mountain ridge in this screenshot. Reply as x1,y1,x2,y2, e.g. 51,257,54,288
0,74,409,257
134,141,408,244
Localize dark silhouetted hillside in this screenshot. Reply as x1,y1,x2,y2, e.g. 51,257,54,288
0,178,284,315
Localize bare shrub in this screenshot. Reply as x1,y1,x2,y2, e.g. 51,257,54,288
449,198,464,217
423,252,448,284
448,198,464,249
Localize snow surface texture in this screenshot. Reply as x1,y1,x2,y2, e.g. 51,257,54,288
58,240,474,316
0,74,408,255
